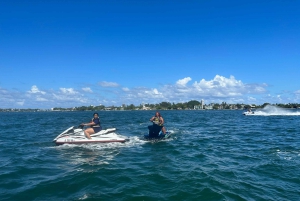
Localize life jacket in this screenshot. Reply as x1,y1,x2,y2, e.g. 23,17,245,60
153,117,163,126
91,117,101,127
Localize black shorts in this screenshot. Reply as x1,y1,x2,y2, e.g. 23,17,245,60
93,126,102,133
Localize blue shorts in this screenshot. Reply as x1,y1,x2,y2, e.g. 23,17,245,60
93,126,102,133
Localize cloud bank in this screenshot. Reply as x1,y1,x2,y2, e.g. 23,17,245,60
121,75,268,104
0,75,298,108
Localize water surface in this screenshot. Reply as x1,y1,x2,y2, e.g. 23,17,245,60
0,110,299,200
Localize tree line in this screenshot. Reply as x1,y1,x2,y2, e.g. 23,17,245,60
1,101,300,112
51,101,300,111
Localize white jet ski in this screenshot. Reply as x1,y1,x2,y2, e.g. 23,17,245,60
243,111,255,115
53,126,128,145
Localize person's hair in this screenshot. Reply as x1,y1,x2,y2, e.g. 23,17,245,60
155,111,161,117
93,113,99,116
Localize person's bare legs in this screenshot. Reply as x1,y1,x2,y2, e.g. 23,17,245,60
84,128,95,139
162,126,166,134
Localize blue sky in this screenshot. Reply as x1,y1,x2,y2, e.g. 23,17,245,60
0,0,299,108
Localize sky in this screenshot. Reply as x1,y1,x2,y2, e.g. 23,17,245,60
0,0,300,108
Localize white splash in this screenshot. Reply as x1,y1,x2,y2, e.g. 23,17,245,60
250,105,300,116
276,149,300,161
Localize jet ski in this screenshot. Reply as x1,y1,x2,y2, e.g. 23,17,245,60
144,130,172,140
243,111,255,115
53,126,128,145
144,124,172,140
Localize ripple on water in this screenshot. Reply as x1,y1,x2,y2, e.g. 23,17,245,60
1,110,300,200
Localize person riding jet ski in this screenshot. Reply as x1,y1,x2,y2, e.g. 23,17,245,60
81,113,102,139
148,111,166,138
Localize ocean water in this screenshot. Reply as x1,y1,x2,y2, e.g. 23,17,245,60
1,107,300,201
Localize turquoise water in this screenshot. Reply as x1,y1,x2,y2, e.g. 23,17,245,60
1,109,300,201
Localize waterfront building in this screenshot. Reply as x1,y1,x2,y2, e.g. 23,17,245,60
194,99,205,110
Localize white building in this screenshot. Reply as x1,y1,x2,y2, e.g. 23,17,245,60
194,99,205,110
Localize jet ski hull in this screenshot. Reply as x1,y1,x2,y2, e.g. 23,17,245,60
55,135,127,145
144,131,172,140
53,126,128,145
243,112,255,115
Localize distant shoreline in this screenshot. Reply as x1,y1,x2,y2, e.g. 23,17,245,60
1,107,299,113
1,101,300,112
2,101,300,112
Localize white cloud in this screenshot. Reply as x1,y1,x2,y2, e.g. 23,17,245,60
117,75,269,105
153,88,161,95
294,90,300,101
28,85,46,94
59,88,78,94
248,96,257,101
36,97,48,102
191,75,244,97
0,75,293,108
16,101,25,106
82,87,93,93
194,75,242,88
99,81,119,87
0,85,92,108
145,88,163,96
0,87,27,108
122,87,130,92
0,87,7,93
176,77,192,86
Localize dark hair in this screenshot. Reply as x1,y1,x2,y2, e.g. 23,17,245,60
93,113,99,116
155,111,161,117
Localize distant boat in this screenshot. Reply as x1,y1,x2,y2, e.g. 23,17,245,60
243,111,255,115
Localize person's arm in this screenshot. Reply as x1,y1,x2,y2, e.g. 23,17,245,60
150,116,154,121
83,119,95,126
159,117,164,124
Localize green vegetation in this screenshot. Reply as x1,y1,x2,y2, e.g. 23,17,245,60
275,103,300,109
1,101,300,112
0,108,45,112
